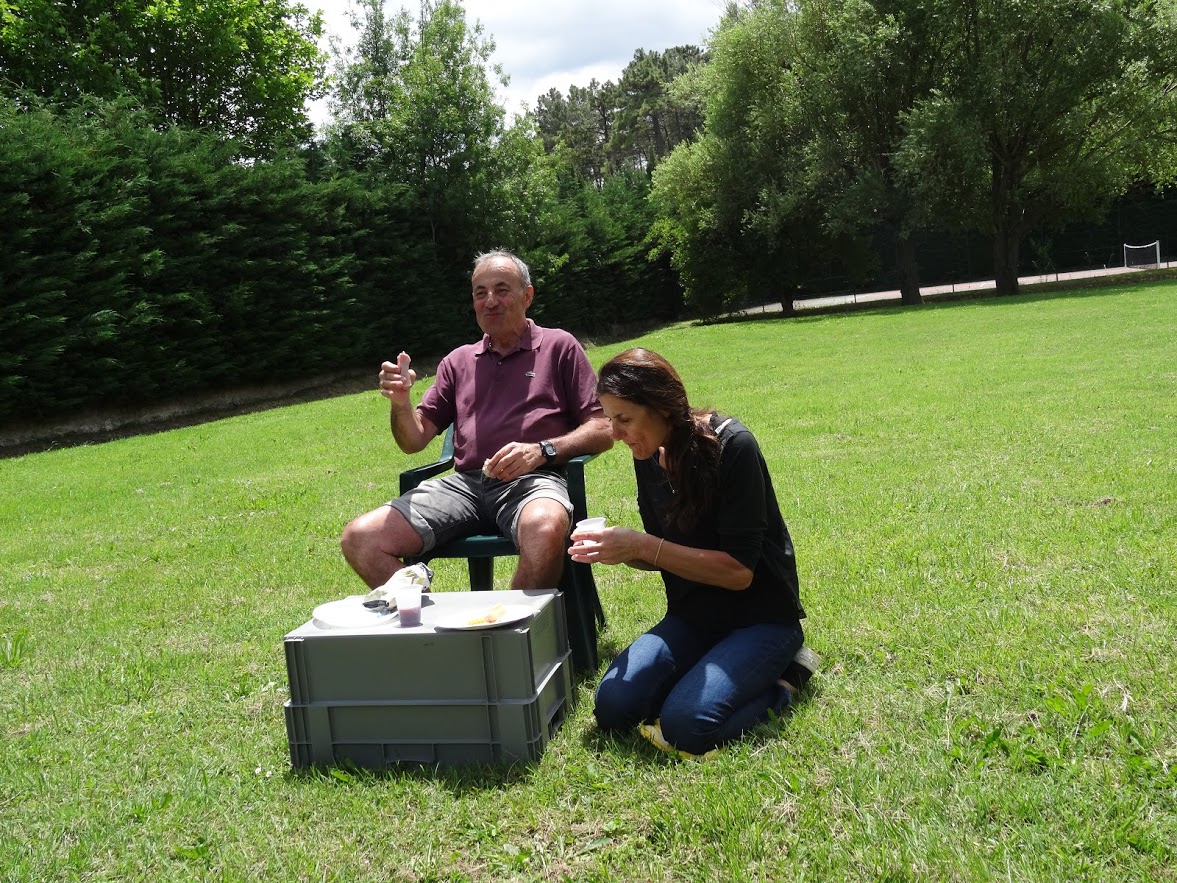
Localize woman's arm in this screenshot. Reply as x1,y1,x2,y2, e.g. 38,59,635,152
570,423,761,589
645,535,754,590
569,527,754,590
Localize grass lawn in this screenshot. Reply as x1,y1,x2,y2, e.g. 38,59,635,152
2,281,1174,881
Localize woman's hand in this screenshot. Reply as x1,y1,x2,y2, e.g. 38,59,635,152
568,525,644,566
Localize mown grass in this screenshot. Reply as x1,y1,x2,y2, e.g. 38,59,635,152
2,282,1175,882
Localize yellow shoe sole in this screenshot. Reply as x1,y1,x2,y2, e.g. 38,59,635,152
638,720,720,761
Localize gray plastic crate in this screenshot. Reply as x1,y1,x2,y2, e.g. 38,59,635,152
285,650,571,768
284,589,568,705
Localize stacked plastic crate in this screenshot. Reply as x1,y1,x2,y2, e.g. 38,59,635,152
283,589,572,768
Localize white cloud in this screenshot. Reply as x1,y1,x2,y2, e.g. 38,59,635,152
306,0,723,126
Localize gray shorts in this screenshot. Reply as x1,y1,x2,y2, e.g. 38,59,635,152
387,469,572,553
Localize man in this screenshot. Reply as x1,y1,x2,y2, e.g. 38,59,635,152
341,249,613,590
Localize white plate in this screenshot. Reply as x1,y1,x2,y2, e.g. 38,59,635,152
432,603,536,631
312,596,398,629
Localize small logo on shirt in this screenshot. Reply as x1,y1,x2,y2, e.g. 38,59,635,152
525,371,536,377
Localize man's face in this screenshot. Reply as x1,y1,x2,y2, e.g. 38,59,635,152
471,257,534,340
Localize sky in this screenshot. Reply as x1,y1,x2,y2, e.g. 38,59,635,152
305,0,726,127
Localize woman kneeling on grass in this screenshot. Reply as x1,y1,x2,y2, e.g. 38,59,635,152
569,347,818,758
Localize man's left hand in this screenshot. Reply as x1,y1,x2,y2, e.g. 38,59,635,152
482,441,543,481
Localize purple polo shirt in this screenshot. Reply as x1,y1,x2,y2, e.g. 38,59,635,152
417,320,603,472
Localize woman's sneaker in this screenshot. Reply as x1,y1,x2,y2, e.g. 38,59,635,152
777,646,821,696
638,720,720,761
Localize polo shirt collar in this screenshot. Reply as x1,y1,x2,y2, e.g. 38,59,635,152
478,319,542,357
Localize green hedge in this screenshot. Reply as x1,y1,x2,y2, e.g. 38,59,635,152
0,98,684,425
0,100,452,422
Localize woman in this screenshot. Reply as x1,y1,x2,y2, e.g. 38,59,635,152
569,348,817,757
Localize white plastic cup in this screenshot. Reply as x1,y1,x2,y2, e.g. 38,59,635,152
572,517,607,557
396,586,422,627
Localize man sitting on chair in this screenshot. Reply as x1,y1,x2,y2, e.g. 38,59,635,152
341,249,613,590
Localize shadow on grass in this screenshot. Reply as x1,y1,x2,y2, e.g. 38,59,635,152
279,676,823,789
575,676,822,764
8,269,1173,459
704,267,1177,327
0,370,381,459
283,756,541,792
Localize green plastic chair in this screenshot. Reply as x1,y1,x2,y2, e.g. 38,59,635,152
399,426,606,671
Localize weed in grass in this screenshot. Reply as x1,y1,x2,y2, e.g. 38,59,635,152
1,629,28,667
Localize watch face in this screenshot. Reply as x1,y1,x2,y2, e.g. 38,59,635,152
541,441,556,460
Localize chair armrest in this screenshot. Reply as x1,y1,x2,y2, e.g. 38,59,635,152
399,457,453,494
398,426,457,495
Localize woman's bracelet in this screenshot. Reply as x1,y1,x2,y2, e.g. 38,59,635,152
653,537,665,568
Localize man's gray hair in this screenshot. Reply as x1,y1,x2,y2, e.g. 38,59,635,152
473,249,531,290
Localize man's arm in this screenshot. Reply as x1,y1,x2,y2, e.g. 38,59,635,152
379,354,440,454
544,413,613,462
389,401,439,455
483,413,613,481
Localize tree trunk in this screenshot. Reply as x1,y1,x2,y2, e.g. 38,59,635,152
991,155,1022,296
897,234,923,305
993,229,1021,296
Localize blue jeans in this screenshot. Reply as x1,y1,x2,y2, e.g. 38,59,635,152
594,614,805,755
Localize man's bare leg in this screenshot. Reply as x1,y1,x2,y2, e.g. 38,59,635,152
340,505,425,588
511,498,570,589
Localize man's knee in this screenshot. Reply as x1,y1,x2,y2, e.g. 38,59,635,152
340,514,368,562
341,506,421,561
516,498,571,545
508,498,568,588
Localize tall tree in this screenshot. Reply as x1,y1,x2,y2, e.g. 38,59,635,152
327,0,506,260
665,0,941,305
327,0,408,126
534,79,619,184
652,3,829,315
0,0,327,156
898,0,1177,295
655,0,1177,307
534,48,706,183
609,47,707,173
787,0,944,304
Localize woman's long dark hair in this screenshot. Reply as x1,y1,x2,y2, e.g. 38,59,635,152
597,348,720,529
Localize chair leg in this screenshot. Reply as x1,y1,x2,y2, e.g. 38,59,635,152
560,561,601,671
468,557,494,591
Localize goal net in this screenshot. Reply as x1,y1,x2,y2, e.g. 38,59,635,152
1123,240,1161,268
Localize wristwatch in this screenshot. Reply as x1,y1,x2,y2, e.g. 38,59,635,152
539,440,557,465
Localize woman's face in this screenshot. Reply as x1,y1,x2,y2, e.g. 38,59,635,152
599,393,672,461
